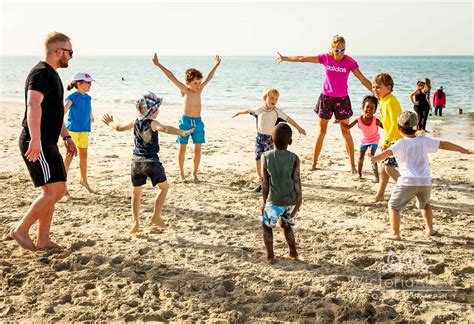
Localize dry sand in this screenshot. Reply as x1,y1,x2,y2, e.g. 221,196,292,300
1,101,473,322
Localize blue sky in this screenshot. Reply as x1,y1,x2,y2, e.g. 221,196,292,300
1,0,472,56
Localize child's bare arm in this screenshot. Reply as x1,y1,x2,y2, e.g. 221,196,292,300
152,53,187,92
64,99,72,115
90,106,94,123
376,118,384,129
151,120,194,136
370,149,393,163
287,117,306,135
201,55,221,89
290,156,302,218
232,109,251,118
275,52,319,64
334,119,357,129
439,141,472,154
102,114,134,131
261,157,270,214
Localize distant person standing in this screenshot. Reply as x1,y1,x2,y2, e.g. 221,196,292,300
433,86,446,116
11,32,77,251
410,80,430,132
424,78,432,116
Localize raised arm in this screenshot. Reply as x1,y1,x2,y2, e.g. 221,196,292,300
151,120,194,136
352,68,372,92
201,55,221,89
439,141,472,154
275,52,319,64
290,156,302,218
102,114,134,131
232,109,251,118
287,117,307,135
152,53,187,92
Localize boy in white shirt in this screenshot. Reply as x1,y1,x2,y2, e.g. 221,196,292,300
371,111,472,240
232,88,306,192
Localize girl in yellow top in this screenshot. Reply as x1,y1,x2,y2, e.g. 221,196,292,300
371,73,402,201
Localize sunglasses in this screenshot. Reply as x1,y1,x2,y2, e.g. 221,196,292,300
61,48,74,57
334,48,345,53
79,80,91,84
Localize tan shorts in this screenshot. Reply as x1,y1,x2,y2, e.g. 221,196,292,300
388,185,431,211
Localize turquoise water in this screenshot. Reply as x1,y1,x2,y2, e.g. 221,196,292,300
1,56,473,122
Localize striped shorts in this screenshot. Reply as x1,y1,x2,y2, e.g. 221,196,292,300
19,136,67,187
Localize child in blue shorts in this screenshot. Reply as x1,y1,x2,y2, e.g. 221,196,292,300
152,53,221,182
102,91,194,234
232,88,306,192
261,123,302,264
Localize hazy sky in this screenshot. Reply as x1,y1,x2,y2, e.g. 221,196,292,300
1,0,472,56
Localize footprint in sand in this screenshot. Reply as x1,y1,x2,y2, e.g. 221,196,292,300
70,239,96,251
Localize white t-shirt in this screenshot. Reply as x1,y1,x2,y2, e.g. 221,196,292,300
390,136,440,186
249,106,289,135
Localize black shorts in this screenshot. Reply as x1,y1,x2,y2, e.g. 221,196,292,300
314,93,353,120
131,161,167,187
19,137,67,187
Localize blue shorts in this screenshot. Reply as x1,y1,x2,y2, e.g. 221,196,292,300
360,143,378,152
255,133,274,160
176,115,205,145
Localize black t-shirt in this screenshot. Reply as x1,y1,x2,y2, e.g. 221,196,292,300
22,61,64,143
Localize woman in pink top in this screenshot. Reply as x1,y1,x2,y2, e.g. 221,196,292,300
276,35,373,173
336,96,383,182
433,86,446,116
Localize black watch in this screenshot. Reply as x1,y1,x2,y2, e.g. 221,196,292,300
63,135,72,141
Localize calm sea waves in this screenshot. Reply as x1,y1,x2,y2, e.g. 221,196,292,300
1,56,473,134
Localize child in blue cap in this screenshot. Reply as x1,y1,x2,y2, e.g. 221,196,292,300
102,91,194,234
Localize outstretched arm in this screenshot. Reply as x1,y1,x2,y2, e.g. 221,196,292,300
439,141,472,154
275,52,319,64
151,120,194,136
152,53,187,92
232,109,251,118
370,149,393,163
352,68,372,92
290,156,302,218
287,117,306,135
201,55,221,89
102,114,134,131
335,119,357,129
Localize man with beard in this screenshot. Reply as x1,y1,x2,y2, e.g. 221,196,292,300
11,32,77,251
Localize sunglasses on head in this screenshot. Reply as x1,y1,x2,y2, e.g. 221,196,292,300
334,48,345,53
61,48,74,57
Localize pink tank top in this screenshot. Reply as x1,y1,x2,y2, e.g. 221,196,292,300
357,116,380,145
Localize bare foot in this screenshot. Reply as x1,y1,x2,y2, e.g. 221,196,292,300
150,217,167,229
261,256,276,264
381,233,401,240
180,171,186,182
425,229,439,237
351,167,358,174
372,177,380,183
10,229,36,251
193,173,200,183
80,180,95,193
310,164,318,171
65,190,70,197
36,240,63,250
286,254,299,261
373,195,385,202
129,222,140,234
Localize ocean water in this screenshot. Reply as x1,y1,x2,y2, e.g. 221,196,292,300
1,55,473,124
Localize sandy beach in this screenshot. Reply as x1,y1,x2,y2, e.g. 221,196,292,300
1,100,473,322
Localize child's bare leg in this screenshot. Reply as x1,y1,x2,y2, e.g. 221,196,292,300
64,154,73,196
421,203,434,236
150,181,169,229
385,164,400,181
78,148,93,193
130,186,142,234
311,118,329,170
382,208,401,240
358,150,366,179
340,119,357,173
178,144,187,181
262,222,275,264
282,222,298,260
256,159,263,181
374,164,390,201
193,144,202,182
370,147,379,183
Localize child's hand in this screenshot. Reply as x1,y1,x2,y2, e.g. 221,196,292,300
182,128,194,136
299,128,307,136
231,113,239,118
91,115,95,123
275,52,284,64
215,55,221,66
152,53,160,66
102,114,113,126
460,148,473,154
334,119,341,124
